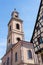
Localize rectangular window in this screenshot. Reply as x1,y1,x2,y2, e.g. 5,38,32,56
15,52,17,62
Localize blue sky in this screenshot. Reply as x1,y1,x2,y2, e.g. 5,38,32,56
0,0,40,61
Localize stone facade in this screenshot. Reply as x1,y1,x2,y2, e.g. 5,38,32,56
2,41,39,65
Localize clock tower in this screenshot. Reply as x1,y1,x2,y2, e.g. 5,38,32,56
7,9,24,51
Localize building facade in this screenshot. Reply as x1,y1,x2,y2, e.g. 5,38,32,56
2,10,39,65
31,0,43,65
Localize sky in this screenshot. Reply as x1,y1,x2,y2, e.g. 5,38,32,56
0,0,40,61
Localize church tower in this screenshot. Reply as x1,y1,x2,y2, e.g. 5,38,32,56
31,0,43,65
7,9,24,50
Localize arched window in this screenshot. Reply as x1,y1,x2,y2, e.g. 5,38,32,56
7,57,9,65
9,25,11,31
27,50,32,59
17,37,20,42
15,52,17,62
15,14,18,18
8,39,10,43
16,24,20,29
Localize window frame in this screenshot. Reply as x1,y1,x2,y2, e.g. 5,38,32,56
17,37,20,42
8,39,10,43
9,25,11,31
16,23,20,30
15,52,18,62
27,50,32,59
37,37,43,44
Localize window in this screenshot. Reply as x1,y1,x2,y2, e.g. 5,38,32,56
7,57,9,65
8,39,10,43
42,16,43,19
9,26,11,31
3,62,5,65
16,24,20,29
41,54,43,63
17,37,20,42
27,50,32,59
15,52,17,62
38,37,43,44
15,15,18,18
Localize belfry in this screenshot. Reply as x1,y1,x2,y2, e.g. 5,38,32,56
7,9,24,51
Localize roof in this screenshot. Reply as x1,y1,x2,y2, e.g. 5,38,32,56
8,17,23,26
30,0,41,42
1,40,33,60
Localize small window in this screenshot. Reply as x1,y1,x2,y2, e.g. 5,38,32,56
3,62,5,65
7,57,9,65
9,26,11,31
41,54,43,63
8,39,10,43
17,38,20,42
15,15,18,18
16,24,20,29
27,50,32,59
15,52,17,62
38,37,43,44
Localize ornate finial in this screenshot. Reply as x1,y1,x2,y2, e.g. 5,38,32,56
14,8,19,14
11,8,19,18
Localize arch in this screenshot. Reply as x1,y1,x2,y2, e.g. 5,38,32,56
9,25,11,31
17,37,20,42
15,52,17,62
27,50,32,59
16,23,20,29
8,39,10,43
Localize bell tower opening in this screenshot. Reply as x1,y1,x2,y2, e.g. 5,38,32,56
11,9,19,18
16,23,20,29
17,37,20,42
